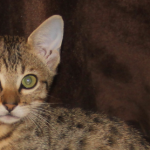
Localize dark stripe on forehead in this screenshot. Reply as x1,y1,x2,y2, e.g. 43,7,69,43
17,52,22,62
3,58,8,70
21,65,25,74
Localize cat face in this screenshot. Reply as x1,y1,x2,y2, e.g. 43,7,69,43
0,15,64,124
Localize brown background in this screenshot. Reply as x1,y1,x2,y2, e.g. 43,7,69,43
0,0,150,140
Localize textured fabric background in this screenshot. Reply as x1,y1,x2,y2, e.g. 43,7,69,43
0,0,150,140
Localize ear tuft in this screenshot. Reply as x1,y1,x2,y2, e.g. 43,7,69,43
27,15,64,71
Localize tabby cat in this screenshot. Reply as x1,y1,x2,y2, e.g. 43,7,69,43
0,15,149,150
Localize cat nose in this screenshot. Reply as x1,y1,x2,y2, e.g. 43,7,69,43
3,103,17,112
1,89,20,112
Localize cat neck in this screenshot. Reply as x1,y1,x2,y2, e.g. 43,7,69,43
0,123,12,137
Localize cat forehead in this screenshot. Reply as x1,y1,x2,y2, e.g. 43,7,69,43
0,35,44,72
2,35,26,45
0,35,26,54
0,35,26,64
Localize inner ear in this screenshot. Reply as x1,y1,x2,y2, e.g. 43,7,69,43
45,49,60,70
27,15,64,71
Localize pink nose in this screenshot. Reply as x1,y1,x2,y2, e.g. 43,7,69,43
3,104,17,112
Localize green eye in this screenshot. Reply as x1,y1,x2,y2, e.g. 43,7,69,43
21,75,37,89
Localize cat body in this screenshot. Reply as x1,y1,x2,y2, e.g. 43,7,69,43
1,104,150,150
0,15,149,150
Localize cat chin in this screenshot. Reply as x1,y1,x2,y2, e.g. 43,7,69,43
0,115,20,124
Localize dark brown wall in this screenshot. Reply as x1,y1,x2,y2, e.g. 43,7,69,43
0,0,150,140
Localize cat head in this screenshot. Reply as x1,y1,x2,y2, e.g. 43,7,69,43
0,15,64,124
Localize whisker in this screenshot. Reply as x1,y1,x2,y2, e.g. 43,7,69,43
31,107,52,114
27,114,43,134
16,104,51,116
23,116,28,130
30,111,51,126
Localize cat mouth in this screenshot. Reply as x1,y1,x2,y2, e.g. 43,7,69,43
0,114,20,119
0,114,20,124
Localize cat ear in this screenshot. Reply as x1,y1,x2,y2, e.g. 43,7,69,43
27,15,64,70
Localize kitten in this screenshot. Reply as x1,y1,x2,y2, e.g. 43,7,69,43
0,15,149,150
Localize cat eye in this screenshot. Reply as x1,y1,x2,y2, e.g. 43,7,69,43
21,75,37,89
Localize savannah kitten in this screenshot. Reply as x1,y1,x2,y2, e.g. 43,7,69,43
0,15,149,150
